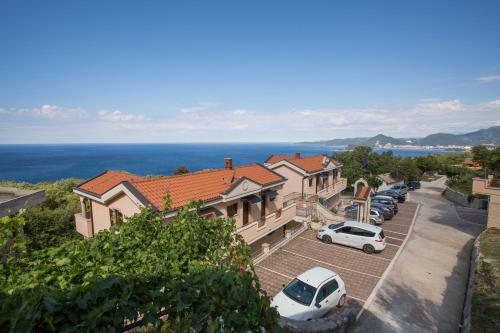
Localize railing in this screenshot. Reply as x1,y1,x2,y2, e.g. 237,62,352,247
317,178,347,198
74,212,92,238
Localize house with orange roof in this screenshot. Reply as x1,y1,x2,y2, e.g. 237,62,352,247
264,152,347,208
73,158,300,251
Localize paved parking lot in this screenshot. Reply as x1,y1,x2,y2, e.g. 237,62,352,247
255,201,418,312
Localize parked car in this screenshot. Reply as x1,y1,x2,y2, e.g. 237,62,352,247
370,202,394,220
391,184,408,195
372,197,399,214
407,180,421,190
373,194,398,204
271,267,347,320
375,190,406,203
344,205,384,224
317,220,386,254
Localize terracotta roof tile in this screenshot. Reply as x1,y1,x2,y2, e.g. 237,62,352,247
354,186,371,201
78,171,142,195
76,164,285,211
266,154,341,173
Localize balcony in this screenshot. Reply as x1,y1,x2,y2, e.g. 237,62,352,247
75,212,93,238
317,177,347,199
473,176,500,196
236,204,297,244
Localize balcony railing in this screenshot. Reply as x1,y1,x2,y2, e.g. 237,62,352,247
75,212,92,238
317,178,347,199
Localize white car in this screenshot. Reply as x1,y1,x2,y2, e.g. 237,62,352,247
271,267,347,321
317,220,386,254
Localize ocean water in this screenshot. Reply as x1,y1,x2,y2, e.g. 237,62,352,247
0,144,461,183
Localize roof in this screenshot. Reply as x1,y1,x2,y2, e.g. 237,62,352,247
296,267,337,288
265,154,342,173
75,164,285,211
78,171,142,195
354,185,371,201
377,173,398,185
344,220,382,233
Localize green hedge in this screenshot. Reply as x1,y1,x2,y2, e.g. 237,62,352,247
0,203,282,332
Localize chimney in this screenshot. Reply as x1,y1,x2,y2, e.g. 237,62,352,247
295,152,301,159
224,157,233,170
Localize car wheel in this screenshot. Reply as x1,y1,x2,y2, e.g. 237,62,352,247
369,219,376,225
322,235,332,244
337,294,346,308
363,244,375,254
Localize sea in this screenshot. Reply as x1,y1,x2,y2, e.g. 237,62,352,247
0,144,463,183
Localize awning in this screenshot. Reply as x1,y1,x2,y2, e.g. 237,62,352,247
242,194,262,205
199,207,224,218
267,190,278,199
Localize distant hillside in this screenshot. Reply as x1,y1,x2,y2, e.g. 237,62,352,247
300,126,500,147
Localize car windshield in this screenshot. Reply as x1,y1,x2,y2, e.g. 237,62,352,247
283,278,317,306
379,230,385,239
329,222,344,229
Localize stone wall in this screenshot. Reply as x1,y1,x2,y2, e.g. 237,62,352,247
443,187,488,210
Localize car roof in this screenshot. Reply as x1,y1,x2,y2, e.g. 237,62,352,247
296,267,337,288
344,220,382,232
374,194,393,200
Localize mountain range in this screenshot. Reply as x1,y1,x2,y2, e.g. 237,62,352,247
300,126,500,147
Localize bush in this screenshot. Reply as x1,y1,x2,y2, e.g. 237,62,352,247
0,203,282,332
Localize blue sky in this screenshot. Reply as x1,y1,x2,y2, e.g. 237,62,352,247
1,0,499,143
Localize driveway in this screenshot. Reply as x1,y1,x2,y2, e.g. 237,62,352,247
255,201,419,312
352,177,486,333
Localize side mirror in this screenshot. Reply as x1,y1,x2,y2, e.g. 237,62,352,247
314,303,321,309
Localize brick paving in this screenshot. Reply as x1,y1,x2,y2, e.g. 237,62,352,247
255,201,418,313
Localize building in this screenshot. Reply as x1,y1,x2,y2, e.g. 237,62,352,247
0,186,45,217
263,153,347,209
472,176,500,228
377,173,402,191
73,158,300,251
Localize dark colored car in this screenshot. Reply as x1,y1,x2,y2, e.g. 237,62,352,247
375,190,406,203
407,181,421,190
370,202,394,220
390,184,408,195
372,198,399,214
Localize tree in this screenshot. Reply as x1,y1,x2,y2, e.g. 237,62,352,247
0,179,82,251
0,215,27,264
0,202,282,332
415,155,440,174
173,165,189,175
392,158,422,182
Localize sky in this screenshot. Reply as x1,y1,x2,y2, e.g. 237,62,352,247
1,0,499,143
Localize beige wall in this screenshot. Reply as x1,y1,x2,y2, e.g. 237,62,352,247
488,195,500,229
77,193,142,236
273,165,304,197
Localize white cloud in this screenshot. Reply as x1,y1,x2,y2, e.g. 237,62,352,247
475,75,500,82
98,110,146,122
232,109,248,115
180,102,217,113
1,105,86,119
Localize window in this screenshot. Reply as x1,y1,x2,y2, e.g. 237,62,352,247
338,226,352,234
329,222,344,230
109,209,123,225
227,203,238,217
283,279,317,306
83,198,92,219
316,279,339,304
350,227,375,237
309,178,313,187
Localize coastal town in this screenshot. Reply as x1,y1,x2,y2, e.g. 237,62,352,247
2,1,500,332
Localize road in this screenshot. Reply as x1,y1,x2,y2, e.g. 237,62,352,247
352,177,485,333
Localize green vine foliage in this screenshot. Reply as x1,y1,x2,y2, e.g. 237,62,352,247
0,202,283,332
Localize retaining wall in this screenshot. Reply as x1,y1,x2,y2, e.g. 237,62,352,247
279,308,357,333
443,187,487,209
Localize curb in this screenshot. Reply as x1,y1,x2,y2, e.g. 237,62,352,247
355,202,422,321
